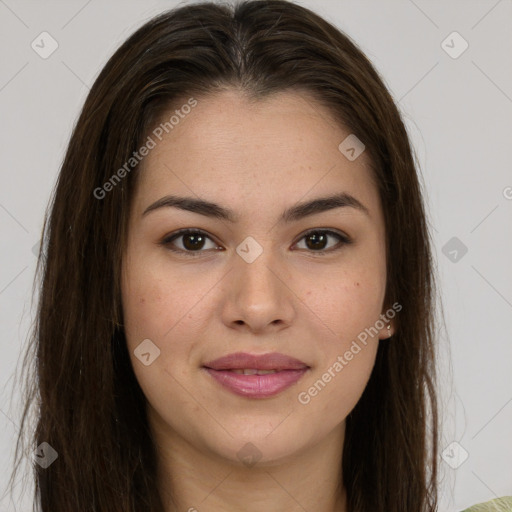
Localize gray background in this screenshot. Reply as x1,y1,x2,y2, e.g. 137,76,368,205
0,0,511,510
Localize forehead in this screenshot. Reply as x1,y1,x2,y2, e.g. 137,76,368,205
132,89,380,220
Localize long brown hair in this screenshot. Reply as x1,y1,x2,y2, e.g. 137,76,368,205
9,1,439,510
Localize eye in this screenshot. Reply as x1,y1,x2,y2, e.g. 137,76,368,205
160,229,221,256
159,228,352,256
293,229,352,254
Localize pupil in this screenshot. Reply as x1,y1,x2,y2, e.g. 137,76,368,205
306,232,326,250
183,233,204,250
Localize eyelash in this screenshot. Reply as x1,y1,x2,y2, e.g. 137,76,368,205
159,228,352,257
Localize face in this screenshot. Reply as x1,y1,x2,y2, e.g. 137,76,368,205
121,89,392,467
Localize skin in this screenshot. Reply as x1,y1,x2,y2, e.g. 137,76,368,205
121,88,394,512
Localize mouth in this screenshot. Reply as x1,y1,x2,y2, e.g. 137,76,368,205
219,368,282,375
202,352,310,399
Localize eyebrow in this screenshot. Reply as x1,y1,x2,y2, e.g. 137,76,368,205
142,192,370,223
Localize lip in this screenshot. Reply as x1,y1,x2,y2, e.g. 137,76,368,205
203,352,309,371
202,352,310,399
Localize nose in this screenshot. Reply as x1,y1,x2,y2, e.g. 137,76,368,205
221,245,295,334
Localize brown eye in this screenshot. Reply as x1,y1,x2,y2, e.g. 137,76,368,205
294,230,351,253
160,228,351,257
180,232,206,251
161,229,221,255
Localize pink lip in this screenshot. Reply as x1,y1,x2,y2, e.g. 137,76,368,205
203,352,309,371
202,352,310,399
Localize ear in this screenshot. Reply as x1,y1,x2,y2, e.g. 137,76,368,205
377,302,399,340
377,318,394,340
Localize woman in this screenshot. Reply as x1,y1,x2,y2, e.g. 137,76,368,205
8,0,511,511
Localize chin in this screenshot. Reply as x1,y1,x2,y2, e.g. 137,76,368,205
201,422,316,469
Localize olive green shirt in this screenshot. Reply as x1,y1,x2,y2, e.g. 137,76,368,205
461,496,512,511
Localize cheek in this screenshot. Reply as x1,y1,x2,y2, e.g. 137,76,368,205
122,249,192,340
295,257,385,415
303,261,386,345
307,343,377,426
121,256,218,378
296,278,382,426
121,271,200,414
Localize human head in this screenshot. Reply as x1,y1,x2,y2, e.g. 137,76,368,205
12,1,438,511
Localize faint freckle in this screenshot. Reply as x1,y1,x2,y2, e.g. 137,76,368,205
140,298,146,304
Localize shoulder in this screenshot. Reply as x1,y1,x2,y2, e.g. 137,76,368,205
460,496,512,511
